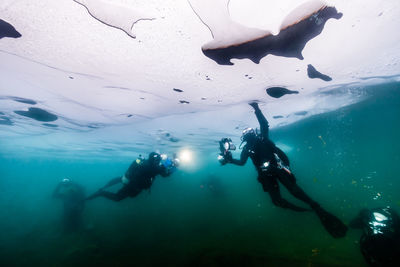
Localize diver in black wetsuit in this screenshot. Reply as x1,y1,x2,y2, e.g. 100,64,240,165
350,207,400,266
86,152,177,202
220,102,347,238
53,178,85,232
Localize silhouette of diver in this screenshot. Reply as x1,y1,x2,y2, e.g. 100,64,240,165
53,178,85,232
350,207,400,266
87,152,177,202
219,102,347,238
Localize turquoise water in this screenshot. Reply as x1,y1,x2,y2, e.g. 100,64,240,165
1,82,399,266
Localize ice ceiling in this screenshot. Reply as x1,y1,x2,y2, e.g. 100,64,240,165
0,0,399,157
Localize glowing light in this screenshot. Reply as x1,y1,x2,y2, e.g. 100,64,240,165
178,149,193,163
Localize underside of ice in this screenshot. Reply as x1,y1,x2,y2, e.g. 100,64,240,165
0,0,400,156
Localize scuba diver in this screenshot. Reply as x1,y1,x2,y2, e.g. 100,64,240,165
86,152,178,202
350,207,400,266
53,178,85,232
218,102,347,238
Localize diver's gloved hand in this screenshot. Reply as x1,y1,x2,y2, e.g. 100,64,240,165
218,151,232,165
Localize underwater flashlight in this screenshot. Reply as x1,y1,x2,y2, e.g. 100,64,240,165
178,149,192,164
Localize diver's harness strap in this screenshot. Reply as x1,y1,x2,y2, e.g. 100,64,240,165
260,153,291,174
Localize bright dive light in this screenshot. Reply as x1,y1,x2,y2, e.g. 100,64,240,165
178,149,192,163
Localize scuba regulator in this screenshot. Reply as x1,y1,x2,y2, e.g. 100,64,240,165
218,138,236,165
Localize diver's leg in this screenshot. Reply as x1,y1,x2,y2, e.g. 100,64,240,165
277,170,347,237
277,170,319,209
100,185,142,202
98,190,127,202
102,176,122,189
86,177,122,200
260,175,309,212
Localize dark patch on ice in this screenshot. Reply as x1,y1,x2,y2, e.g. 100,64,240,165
14,107,57,122
11,97,37,105
201,97,207,100
160,131,180,142
295,111,308,116
43,123,58,128
378,12,383,17
266,87,299,98
127,114,133,117
218,100,222,103
179,100,190,104
173,88,184,93
0,116,12,125
0,19,21,39
206,75,211,80
140,97,145,100
202,6,342,65
168,137,179,142
87,123,105,129
69,76,74,79
307,64,332,81
273,115,284,119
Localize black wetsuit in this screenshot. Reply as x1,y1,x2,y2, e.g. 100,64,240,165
230,107,319,211
350,207,400,266
53,182,85,232
88,158,172,202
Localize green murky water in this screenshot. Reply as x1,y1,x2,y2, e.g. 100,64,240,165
1,82,399,266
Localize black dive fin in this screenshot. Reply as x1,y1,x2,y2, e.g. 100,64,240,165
315,207,348,238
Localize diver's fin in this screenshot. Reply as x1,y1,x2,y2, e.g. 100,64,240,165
315,207,348,238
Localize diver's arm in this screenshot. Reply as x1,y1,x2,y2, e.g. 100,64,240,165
229,149,249,166
254,108,269,139
250,103,269,138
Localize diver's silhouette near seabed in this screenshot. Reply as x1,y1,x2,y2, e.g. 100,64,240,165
53,178,85,232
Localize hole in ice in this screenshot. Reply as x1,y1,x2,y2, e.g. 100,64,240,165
14,107,58,122
0,19,21,39
294,111,308,116
307,64,332,81
11,97,37,105
192,1,342,65
43,123,58,128
0,116,13,125
266,87,299,98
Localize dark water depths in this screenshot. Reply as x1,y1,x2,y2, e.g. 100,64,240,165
1,82,399,266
